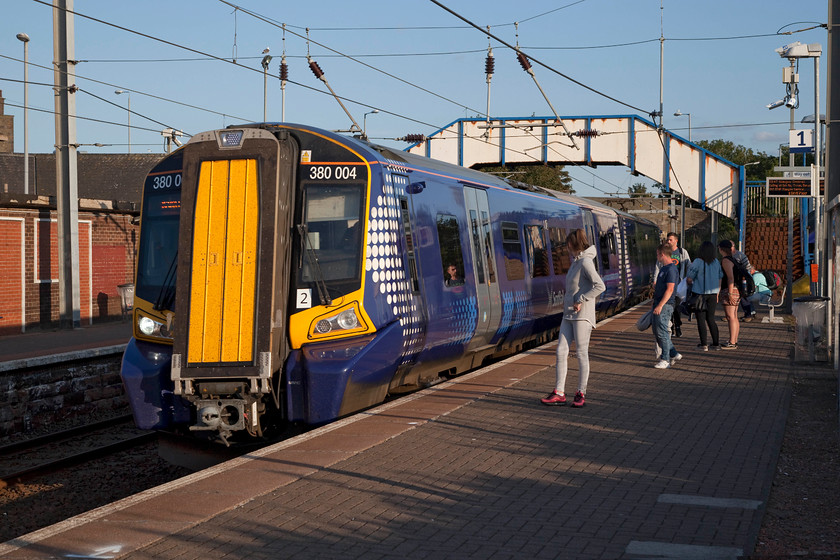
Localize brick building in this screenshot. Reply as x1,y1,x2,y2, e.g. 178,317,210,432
0,90,162,334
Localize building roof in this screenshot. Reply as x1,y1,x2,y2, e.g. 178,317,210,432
0,152,163,205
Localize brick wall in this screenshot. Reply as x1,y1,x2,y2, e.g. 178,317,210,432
745,216,804,282
0,201,137,335
0,353,128,439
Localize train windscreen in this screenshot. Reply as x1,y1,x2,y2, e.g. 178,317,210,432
136,158,182,307
298,183,364,295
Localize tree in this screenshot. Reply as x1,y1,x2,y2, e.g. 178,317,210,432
627,183,649,198
695,140,778,182
476,163,574,194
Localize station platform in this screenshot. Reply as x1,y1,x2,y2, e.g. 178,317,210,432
0,320,132,371
0,305,799,559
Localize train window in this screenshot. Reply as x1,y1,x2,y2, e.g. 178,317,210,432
469,210,486,284
599,231,618,270
525,225,549,278
501,221,524,281
599,232,611,269
399,198,420,293
299,184,365,292
481,210,496,283
135,189,181,305
548,227,571,274
436,213,465,287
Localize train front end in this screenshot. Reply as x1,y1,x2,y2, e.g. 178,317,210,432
122,125,386,444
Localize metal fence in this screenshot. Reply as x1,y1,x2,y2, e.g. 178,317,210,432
745,182,800,217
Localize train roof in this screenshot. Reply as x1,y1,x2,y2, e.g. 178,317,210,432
238,123,658,229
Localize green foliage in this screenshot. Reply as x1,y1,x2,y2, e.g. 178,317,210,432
695,139,778,181
477,163,574,194
627,183,648,197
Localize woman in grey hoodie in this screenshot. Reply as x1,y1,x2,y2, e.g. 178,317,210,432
541,229,605,408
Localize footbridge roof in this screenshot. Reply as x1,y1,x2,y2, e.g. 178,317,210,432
405,115,744,222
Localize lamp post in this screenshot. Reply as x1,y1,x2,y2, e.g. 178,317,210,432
673,110,691,251
261,50,272,122
673,110,691,141
114,90,131,153
16,32,29,195
363,109,379,140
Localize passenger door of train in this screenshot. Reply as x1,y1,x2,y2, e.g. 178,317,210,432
582,209,597,271
463,186,502,349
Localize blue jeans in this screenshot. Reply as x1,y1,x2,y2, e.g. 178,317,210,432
740,297,754,317
652,302,677,361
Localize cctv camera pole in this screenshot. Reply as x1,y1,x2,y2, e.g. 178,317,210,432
828,0,840,368
785,59,795,313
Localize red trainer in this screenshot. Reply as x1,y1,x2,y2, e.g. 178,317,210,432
540,391,567,406
571,391,585,407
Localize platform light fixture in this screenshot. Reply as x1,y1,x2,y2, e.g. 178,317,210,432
363,109,379,139
114,90,131,153
16,32,30,194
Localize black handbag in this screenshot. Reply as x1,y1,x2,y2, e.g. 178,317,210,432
684,261,708,313
686,291,706,312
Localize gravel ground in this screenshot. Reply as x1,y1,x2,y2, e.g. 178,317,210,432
0,441,192,543
750,366,840,559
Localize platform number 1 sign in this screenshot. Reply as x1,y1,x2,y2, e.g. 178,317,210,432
789,129,814,154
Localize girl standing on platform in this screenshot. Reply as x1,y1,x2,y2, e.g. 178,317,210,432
541,229,605,408
718,240,741,349
686,241,724,351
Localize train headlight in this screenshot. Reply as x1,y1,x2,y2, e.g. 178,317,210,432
138,316,157,336
336,309,359,330
308,302,367,339
137,314,174,340
219,130,244,148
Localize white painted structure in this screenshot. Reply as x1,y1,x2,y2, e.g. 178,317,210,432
406,115,745,226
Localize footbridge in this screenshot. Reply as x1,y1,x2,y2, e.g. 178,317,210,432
405,115,745,235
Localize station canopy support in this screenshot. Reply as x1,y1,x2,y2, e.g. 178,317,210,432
406,115,742,221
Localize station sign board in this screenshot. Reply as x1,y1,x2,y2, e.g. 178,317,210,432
789,129,814,154
766,176,824,197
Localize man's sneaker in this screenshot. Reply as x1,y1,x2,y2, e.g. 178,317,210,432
540,391,567,405
674,326,682,337
571,391,585,407
721,342,738,350
697,344,708,352
710,344,721,351
654,359,670,369
670,353,683,366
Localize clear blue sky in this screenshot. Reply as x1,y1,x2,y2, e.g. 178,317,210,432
0,0,829,197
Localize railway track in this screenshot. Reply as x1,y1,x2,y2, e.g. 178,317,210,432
0,414,157,484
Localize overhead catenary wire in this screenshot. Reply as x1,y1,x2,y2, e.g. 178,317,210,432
24,0,448,132
215,0,488,118
427,0,649,114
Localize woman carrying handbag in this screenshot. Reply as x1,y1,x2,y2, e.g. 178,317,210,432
685,241,724,351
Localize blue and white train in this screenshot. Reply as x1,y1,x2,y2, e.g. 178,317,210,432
120,123,660,445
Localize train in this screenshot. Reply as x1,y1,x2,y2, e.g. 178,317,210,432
120,123,660,446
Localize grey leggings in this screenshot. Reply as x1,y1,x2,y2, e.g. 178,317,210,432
554,318,593,395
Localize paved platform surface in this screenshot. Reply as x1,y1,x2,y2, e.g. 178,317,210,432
0,306,798,559
0,320,132,370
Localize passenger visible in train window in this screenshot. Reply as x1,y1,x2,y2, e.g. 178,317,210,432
444,264,464,287
652,241,683,369
540,228,605,409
